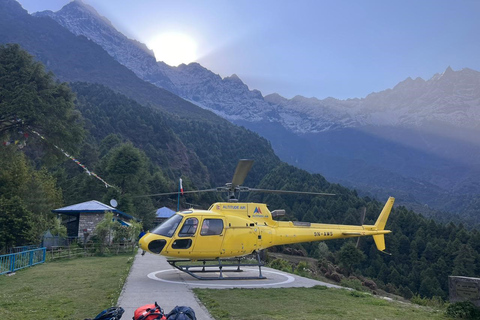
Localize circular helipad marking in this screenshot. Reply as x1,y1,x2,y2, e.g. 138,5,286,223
148,268,295,287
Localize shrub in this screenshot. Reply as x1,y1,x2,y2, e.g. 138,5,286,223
340,278,366,292
445,301,480,319
411,294,445,308
294,261,311,277
268,258,293,273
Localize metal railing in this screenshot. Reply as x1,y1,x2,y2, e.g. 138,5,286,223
46,242,137,261
0,243,137,275
0,248,46,275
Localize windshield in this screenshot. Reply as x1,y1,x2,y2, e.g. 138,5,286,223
151,214,183,237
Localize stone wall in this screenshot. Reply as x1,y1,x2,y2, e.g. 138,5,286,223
449,276,480,307
78,212,104,241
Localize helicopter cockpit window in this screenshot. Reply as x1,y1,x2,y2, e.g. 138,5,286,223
178,217,198,237
200,219,224,236
151,214,182,238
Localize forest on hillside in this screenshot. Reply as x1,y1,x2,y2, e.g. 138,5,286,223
1,44,480,301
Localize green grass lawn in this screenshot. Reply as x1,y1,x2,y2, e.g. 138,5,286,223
1,254,451,320
195,286,449,320
0,254,135,320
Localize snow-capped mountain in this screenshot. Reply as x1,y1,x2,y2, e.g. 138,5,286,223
360,66,480,129
34,0,176,92
35,0,480,136
159,62,272,122
32,0,480,216
264,66,480,131
34,0,350,134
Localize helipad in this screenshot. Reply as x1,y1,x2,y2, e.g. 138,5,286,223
148,268,296,287
118,250,343,320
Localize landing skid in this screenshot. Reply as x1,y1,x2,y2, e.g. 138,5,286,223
167,252,266,280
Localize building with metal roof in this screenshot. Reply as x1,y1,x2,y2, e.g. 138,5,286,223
52,200,137,241
154,207,175,225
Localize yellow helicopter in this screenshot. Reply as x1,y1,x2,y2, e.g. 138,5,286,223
139,160,394,280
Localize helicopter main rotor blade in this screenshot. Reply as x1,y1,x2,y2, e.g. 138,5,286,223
231,159,254,187
133,188,218,198
248,188,336,196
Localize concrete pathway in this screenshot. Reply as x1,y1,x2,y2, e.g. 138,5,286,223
117,250,343,320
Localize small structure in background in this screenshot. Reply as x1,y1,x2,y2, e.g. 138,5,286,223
41,230,67,248
154,207,175,225
449,276,480,307
52,200,137,242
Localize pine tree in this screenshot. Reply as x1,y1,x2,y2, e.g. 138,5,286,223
0,44,84,162
0,196,35,252
337,242,366,275
452,244,478,277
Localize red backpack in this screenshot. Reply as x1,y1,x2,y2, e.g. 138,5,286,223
133,302,166,320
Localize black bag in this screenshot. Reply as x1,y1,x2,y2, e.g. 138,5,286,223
84,306,125,320
166,306,196,320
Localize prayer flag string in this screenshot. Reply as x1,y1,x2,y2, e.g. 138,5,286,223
28,128,120,191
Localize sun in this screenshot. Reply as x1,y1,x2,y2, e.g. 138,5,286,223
149,32,197,66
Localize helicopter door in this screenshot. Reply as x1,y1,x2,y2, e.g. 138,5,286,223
193,218,225,257
170,217,198,252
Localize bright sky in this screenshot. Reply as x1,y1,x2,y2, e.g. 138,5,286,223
17,0,480,100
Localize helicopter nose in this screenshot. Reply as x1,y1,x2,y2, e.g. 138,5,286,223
139,233,168,254
147,239,167,254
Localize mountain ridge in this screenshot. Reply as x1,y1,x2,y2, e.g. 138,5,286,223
14,0,480,219
34,0,176,92
36,1,480,132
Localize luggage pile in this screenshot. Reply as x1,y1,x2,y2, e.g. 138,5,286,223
85,303,196,320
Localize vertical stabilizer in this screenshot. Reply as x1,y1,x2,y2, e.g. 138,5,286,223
374,197,395,230
373,234,386,251
370,197,394,252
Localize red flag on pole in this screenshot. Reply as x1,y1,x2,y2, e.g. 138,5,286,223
179,178,184,195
